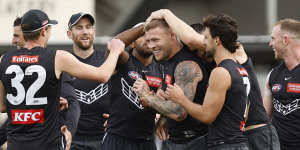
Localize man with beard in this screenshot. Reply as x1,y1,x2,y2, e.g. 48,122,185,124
101,23,163,150
150,14,250,150
264,18,300,150
0,9,124,150
66,12,113,150
132,11,209,150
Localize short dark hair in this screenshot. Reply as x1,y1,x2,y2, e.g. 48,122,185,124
13,17,22,27
23,30,41,41
203,14,238,53
190,23,205,33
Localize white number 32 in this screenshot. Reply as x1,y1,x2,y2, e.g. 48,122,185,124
5,65,47,105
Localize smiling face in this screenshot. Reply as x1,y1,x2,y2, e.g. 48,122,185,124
269,25,286,60
68,17,95,51
132,35,153,58
145,26,173,61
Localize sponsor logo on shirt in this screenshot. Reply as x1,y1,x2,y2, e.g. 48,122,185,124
287,83,300,93
12,55,39,64
272,84,281,93
11,109,44,124
128,71,142,80
145,75,162,88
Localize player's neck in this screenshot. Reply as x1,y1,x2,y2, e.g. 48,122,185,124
73,45,94,59
24,40,45,50
167,42,182,60
214,47,235,65
284,49,300,71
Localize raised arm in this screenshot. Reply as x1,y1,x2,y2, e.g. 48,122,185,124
263,71,273,118
133,60,203,121
56,38,124,83
105,23,145,65
146,9,205,51
166,67,231,124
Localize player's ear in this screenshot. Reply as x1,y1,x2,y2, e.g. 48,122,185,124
67,30,72,39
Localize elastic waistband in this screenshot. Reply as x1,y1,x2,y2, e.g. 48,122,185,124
244,123,271,135
73,135,103,141
107,132,154,142
208,142,249,149
169,132,208,144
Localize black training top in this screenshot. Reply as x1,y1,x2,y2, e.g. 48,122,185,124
107,53,163,140
242,58,269,127
71,49,110,137
0,47,62,150
208,59,249,148
161,46,209,143
269,63,300,150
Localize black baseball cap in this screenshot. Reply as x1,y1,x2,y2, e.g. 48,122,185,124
68,12,95,30
21,9,58,33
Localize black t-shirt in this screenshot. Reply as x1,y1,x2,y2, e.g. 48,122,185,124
71,49,110,137
107,54,163,140
242,58,269,127
208,59,248,148
0,47,62,150
269,63,300,150
161,47,209,143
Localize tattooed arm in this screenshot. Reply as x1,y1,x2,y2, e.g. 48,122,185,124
133,60,203,121
166,67,231,124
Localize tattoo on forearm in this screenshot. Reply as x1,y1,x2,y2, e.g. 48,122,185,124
143,94,184,117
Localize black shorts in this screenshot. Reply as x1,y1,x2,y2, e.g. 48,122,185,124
245,124,280,150
208,142,249,150
101,132,156,150
163,134,207,150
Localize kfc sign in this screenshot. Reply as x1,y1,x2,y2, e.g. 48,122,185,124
11,109,44,124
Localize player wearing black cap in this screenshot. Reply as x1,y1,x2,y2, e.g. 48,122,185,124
66,12,110,150
0,9,124,150
0,16,81,149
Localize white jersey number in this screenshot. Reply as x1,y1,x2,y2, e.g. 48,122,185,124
5,65,47,105
242,76,251,118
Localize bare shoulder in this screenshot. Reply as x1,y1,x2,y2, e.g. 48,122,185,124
174,60,203,82
209,67,231,89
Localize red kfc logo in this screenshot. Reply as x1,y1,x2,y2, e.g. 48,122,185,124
11,109,44,124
